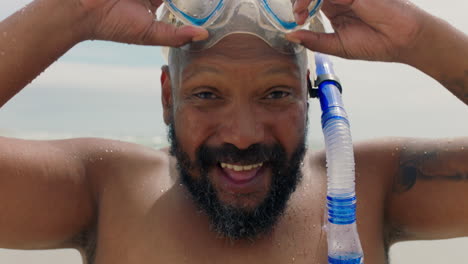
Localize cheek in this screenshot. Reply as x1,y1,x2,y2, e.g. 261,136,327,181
173,100,308,158
173,104,216,160
269,102,308,152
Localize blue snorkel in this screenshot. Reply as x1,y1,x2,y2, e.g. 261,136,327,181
311,52,364,263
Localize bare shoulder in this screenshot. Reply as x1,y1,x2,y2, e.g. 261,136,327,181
307,137,404,173
350,137,468,194
61,137,172,196
307,137,405,202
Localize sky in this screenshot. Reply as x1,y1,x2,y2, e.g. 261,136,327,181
0,0,467,263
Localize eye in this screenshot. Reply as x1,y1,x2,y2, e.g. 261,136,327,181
265,90,291,99
194,91,218,100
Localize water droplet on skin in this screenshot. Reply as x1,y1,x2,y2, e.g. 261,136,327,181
424,151,427,155
0,51,4,56
99,157,103,160
395,147,399,151
105,149,109,152
462,147,465,150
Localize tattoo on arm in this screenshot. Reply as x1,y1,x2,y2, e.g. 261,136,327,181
440,70,468,103
393,150,468,193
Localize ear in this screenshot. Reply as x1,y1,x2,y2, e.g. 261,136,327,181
161,65,173,125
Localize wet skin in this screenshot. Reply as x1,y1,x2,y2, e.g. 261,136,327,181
81,35,392,263
1,35,468,264
164,35,308,210
79,145,392,264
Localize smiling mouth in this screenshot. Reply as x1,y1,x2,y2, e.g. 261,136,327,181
220,162,264,171
218,162,265,184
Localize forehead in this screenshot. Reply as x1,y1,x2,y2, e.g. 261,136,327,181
179,34,303,79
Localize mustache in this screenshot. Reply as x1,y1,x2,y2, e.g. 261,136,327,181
196,143,286,168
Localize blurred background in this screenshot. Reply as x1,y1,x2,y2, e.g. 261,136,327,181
0,0,467,263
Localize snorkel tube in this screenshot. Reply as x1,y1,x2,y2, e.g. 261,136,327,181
313,53,364,263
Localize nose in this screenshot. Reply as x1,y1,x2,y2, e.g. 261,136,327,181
217,104,265,150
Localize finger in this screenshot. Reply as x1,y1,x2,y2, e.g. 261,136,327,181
294,10,309,25
138,0,157,17
149,0,163,8
293,0,310,14
286,30,347,58
148,2,158,15
146,22,209,47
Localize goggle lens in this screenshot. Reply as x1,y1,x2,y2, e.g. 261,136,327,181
164,0,225,26
261,0,322,30
163,0,322,31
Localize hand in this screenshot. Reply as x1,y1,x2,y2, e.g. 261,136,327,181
78,0,208,46
289,0,427,62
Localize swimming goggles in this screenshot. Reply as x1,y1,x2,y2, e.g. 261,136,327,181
159,0,323,54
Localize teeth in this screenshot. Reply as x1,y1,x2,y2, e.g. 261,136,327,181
220,162,263,171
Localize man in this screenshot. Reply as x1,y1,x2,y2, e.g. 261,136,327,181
0,0,467,263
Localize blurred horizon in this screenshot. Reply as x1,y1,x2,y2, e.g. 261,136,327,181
1,0,468,145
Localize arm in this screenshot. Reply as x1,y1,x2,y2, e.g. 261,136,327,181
352,138,468,243
402,15,468,104
0,137,96,249
0,137,163,249
0,0,206,249
0,0,85,108
386,138,468,242
0,0,207,108
288,0,468,104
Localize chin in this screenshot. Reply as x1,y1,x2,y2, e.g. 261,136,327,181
215,188,269,211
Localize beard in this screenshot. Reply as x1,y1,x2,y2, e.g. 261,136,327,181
168,124,306,241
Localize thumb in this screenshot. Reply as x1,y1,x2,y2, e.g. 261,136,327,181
144,22,209,47
286,30,347,58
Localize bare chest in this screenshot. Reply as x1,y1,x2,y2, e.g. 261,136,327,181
89,203,329,264
84,167,388,264
88,207,387,264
